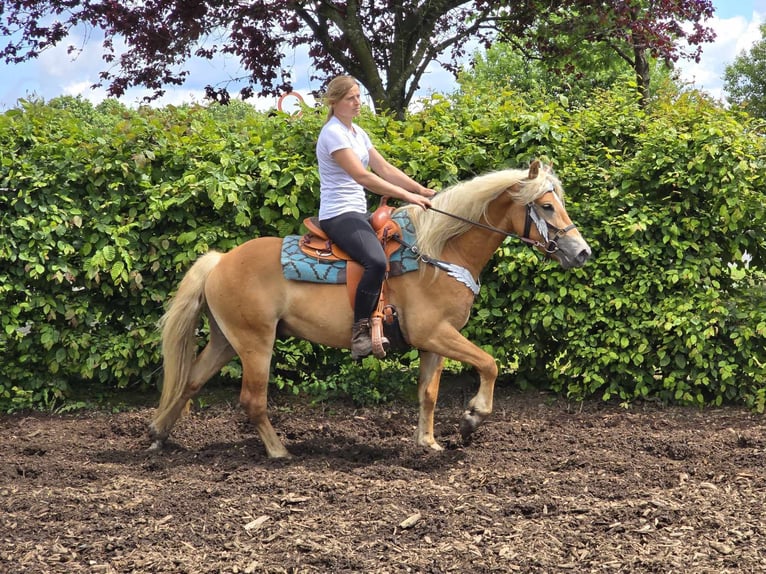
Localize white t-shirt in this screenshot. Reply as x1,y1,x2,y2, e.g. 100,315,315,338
316,115,374,220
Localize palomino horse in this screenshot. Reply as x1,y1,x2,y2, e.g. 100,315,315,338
149,160,591,457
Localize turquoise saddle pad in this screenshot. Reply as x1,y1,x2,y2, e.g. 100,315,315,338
281,210,419,284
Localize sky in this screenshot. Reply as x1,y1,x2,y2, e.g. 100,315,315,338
0,1,764,112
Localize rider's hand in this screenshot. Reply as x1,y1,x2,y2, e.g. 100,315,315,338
409,191,431,210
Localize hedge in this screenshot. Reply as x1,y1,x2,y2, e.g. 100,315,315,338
0,85,764,411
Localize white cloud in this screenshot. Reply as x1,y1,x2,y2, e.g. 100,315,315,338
62,80,99,98
37,31,104,79
676,12,764,100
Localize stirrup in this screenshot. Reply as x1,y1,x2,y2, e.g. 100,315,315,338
370,315,389,359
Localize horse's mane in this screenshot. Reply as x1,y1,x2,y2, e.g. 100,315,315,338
400,166,564,259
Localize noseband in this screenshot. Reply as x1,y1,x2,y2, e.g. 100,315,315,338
522,202,578,255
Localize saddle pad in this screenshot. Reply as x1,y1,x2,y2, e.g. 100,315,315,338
281,210,420,284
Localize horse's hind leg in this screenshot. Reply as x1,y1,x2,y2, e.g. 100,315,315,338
416,351,446,451
149,320,235,450
239,338,290,459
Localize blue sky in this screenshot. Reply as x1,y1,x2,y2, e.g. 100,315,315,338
0,1,764,111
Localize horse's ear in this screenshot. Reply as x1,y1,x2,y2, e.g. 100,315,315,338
528,159,541,179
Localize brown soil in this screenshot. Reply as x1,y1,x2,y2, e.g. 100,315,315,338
1,378,765,573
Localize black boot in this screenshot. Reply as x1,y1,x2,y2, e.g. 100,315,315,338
351,319,373,360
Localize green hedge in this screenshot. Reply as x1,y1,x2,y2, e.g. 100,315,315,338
0,86,764,411
477,89,766,409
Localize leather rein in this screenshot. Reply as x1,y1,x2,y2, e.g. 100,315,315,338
428,198,577,255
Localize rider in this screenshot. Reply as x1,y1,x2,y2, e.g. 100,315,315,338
316,75,435,359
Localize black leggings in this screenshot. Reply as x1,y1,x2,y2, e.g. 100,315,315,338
320,211,387,322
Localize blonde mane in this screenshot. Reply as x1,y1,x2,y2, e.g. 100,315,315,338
400,166,564,259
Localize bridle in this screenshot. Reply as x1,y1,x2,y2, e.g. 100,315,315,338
522,201,578,255
427,191,577,255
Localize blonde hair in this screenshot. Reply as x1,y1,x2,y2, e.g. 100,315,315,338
323,75,359,123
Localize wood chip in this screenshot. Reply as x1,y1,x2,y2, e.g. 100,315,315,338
399,512,421,529
244,515,270,532
709,541,734,555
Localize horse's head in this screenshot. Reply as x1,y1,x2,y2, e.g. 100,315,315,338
518,160,591,269
409,162,591,270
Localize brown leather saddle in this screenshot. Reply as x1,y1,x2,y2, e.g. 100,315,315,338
299,199,404,358
300,200,402,305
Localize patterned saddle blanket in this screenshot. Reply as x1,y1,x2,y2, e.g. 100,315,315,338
281,210,420,284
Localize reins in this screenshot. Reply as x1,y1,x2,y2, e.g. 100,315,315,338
426,204,576,255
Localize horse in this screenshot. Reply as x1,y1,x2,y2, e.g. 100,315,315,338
148,159,591,458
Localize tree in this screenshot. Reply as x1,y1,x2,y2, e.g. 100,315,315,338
460,40,634,104
723,23,766,118
460,40,679,108
497,0,716,102
0,0,504,118
0,1,715,116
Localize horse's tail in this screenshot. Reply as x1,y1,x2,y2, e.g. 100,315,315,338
155,251,223,419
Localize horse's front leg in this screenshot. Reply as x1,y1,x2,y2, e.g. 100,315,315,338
416,351,446,451
460,373,496,444
418,325,497,443
422,328,498,444
459,347,498,443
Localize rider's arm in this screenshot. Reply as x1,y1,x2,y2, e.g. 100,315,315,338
332,147,431,209
367,148,436,198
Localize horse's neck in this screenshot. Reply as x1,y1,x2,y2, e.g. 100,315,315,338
441,227,507,279
441,193,518,278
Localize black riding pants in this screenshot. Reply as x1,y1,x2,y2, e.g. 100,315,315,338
320,211,387,322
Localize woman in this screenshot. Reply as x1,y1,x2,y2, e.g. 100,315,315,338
316,75,435,360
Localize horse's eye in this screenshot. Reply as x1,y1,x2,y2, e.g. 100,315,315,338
542,203,554,211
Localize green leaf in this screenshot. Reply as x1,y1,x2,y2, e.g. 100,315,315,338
102,245,116,262
111,261,125,282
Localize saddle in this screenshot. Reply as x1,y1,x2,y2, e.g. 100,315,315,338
299,199,404,358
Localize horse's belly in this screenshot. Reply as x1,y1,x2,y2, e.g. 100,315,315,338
276,281,354,348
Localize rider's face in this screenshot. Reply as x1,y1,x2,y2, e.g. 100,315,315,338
333,85,362,120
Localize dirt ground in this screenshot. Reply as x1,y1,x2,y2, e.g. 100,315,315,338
1,377,765,574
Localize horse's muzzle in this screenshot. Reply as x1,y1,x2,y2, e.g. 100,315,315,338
574,246,592,266
556,237,592,269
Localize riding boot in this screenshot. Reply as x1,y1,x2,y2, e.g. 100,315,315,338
351,319,374,360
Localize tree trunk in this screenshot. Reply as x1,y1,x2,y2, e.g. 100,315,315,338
633,45,650,103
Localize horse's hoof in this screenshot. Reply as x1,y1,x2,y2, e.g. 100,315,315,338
266,448,293,459
460,410,481,444
416,436,444,452
146,440,164,453
268,452,293,460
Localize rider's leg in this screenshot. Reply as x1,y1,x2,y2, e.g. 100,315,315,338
319,212,387,359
